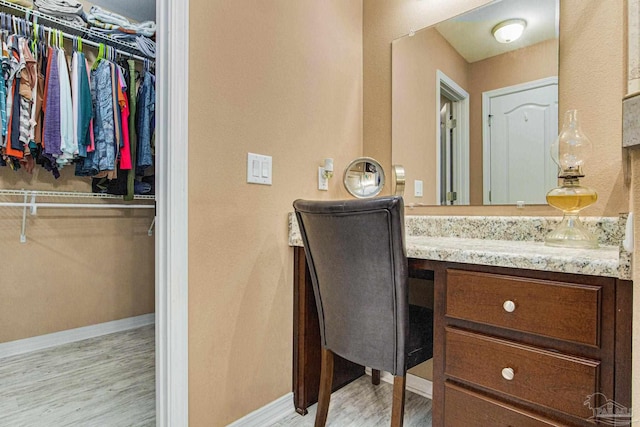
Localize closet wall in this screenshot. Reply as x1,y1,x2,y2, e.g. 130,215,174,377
0,1,155,343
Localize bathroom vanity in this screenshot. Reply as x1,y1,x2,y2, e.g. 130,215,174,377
289,214,632,426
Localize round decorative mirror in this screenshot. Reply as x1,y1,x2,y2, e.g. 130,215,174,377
343,157,385,198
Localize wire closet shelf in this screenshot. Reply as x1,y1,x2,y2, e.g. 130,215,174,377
0,190,156,243
0,0,154,61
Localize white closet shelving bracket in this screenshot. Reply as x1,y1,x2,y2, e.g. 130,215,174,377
148,217,156,236
19,192,27,243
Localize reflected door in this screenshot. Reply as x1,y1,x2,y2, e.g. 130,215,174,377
440,99,456,205
483,78,558,205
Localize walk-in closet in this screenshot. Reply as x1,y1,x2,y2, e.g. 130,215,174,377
0,0,157,424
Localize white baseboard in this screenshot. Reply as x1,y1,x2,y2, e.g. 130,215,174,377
227,393,295,427
0,313,155,359
225,370,430,427
365,367,433,399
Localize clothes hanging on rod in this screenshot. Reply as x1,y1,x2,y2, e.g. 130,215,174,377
0,10,156,199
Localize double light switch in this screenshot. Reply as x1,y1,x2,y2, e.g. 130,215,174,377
247,153,272,185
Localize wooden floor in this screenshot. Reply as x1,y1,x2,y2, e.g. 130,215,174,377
271,376,433,427
0,325,432,426
0,325,155,427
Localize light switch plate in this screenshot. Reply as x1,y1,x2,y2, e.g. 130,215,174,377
414,180,423,197
247,153,272,185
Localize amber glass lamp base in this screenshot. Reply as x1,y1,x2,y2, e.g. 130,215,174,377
545,180,598,249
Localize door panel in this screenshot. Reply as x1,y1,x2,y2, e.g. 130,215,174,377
488,83,558,205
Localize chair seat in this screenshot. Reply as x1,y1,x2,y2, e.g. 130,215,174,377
406,305,434,370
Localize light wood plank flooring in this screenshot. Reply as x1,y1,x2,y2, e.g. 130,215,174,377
0,325,155,427
271,376,432,426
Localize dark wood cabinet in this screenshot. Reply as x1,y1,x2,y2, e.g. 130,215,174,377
411,259,632,427
292,248,632,425
293,247,364,415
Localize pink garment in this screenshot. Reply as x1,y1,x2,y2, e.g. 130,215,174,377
118,75,132,170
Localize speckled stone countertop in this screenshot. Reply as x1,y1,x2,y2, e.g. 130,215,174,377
288,213,631,279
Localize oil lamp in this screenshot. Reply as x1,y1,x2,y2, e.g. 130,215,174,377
545,110,598,248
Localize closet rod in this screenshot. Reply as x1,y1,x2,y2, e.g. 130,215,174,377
0,0,154,62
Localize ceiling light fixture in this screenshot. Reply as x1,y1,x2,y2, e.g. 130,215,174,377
492,19,527,43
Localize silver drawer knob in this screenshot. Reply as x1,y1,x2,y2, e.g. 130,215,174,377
502,367,515,381
503,300,516,313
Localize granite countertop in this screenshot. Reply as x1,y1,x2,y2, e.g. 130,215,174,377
405,236,620,278
288,213,631,279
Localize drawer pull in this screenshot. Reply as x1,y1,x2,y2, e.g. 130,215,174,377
503,300,516,313
501,367,515,381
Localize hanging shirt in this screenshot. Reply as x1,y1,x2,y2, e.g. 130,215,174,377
125,59,137,200
117,66,131,170
57,46,75,167
0,52,8,139
90,59,116,174
43,47,62,159
4,35,25,159
104,61,120,179
85,58,95,153
136,70,154,171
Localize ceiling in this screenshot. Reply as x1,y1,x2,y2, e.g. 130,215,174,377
434,0,558,63
88,0,156,23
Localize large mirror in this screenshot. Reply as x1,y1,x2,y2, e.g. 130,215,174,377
392,0,559,206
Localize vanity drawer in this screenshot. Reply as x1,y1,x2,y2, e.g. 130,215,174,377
444,382,562,427
445,327,599,420
446,269,601,346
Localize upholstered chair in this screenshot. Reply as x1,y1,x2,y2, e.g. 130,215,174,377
293,196,434,427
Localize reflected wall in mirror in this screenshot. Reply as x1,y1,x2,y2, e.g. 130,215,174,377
392,0,559,206
343,157,386,198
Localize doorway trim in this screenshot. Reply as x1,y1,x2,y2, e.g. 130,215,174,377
156,0,189,425
435,70,469,205
482,76,558,204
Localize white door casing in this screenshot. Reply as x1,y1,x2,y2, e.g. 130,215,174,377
435,70,469,205
156,0,189,425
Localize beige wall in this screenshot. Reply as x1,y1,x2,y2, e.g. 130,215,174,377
392,27,469,205
0,170,155,343
188,1,362,425
365,0,628,217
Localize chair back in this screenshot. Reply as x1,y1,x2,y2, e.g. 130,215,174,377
293,196,409,375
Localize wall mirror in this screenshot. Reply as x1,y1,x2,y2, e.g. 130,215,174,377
392,0,559,206
343,157,385,198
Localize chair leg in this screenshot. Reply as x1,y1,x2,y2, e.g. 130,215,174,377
315,348,334,427
372,369,381,385
391,375,406,427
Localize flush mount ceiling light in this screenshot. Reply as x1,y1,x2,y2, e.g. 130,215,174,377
492,19,527,43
